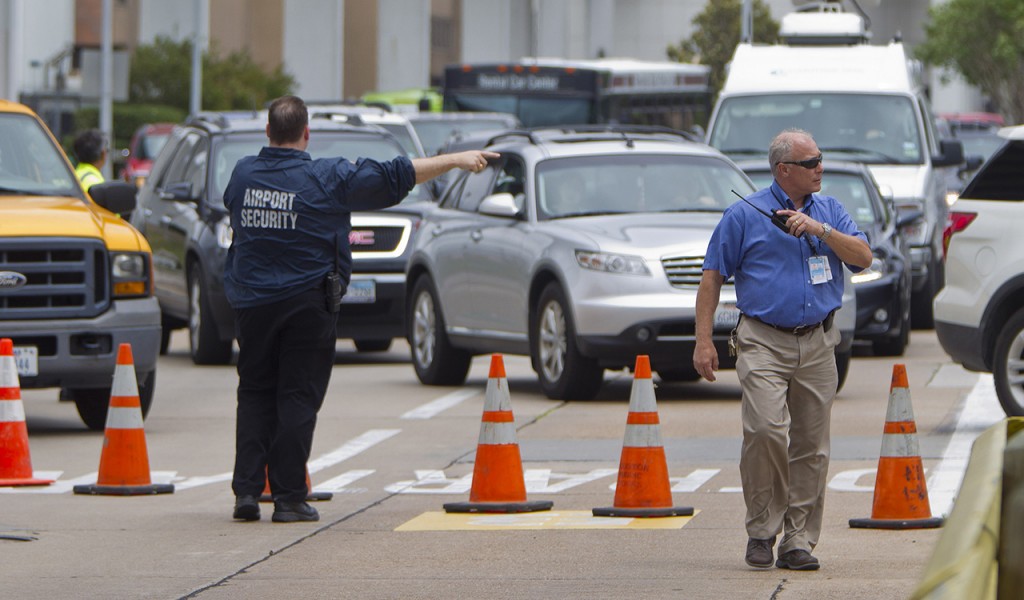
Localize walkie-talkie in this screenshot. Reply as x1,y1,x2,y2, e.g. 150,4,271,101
731,189,790,233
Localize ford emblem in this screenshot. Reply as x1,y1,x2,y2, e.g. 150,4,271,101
0,271,28,289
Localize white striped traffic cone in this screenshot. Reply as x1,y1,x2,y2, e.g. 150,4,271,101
593,355,693,517
443,354,552,513
0,338,54,487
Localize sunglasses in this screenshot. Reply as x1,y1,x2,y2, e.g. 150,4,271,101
779,154,823,169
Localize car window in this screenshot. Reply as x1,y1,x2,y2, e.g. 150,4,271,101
208,132,418,210
184,141,208,201
0,113,79,196
819,172,879,228
961,140,1023,201
535,154,753,220
438,172,468,209
454,165,498,213
411,118,517,156
160,132,201,188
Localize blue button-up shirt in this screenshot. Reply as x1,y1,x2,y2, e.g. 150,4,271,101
703,180,867,329
223,147,415,309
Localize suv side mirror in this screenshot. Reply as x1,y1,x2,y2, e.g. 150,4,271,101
89,181,138,215
932,139,965,168
158,182,197,203
478,193,522,218
895,206,924,229
960,155,984,174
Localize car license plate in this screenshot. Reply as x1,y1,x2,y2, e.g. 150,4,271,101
714,302,740,329
13,346,38,377
342,279,376,304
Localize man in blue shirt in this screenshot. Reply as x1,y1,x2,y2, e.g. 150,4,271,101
225,95,497,523
693,129,872,570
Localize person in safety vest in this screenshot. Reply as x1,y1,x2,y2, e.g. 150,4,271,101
73,129,107,190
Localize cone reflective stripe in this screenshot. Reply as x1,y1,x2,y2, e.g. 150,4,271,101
74,344,173,496
594,355,693,517
850,364,942,529
443,354,552,513
0,338,54,487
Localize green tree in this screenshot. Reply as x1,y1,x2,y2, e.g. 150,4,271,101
129,36,295,113
916,0,1024,122
667,0,779,100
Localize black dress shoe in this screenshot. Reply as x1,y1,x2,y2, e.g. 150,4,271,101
233,495,260,521
272,500,320,523
776,549,820,571
745,536,776,569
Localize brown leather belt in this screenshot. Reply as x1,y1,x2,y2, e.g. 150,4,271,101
744,314,823,336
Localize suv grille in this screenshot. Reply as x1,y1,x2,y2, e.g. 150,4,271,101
0,238,109,320
349,216,414,259
662,255,705,287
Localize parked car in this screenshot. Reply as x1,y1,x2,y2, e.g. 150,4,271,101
405,126,856,399
945,116,1006,199
1,99,160,430
121,122,174,186
740,160,914,356
306,103,426,158
131,111,433,364
935,125,1024,416
406,111,520,156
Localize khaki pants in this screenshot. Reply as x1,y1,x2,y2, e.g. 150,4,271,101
736,316,839,554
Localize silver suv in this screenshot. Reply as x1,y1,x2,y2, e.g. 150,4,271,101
935,125,1024,416
405,127,855,399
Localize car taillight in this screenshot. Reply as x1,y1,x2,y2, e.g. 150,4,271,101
942,211,977,259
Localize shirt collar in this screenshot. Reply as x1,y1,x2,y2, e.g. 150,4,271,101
259,146,311,161
771,180,816,211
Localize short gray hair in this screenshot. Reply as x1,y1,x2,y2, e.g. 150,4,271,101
769,128,814,177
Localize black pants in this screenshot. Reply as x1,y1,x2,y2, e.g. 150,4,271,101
231,288,338,502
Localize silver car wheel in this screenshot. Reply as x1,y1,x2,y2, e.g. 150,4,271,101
1002,324,1024,409
538,300,567,383
412,290,437,368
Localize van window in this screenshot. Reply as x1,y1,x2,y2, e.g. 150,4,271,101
710,93,923,165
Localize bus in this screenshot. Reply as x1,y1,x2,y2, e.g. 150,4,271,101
442,57,712,131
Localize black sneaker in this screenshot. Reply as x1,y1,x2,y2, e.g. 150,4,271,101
232,495,260,521
272,500,320,523
745,536,776,569
776,549,820,571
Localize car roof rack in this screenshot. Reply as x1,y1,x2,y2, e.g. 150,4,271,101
185,110,262,130
484,125,700,148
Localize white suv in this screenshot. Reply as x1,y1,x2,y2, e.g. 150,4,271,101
934,125,1024,416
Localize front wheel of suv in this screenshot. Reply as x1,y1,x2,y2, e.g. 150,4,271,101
993,307,1024,416
408,275,471,385
531,283,603,400
69,370,156,431
189,265,233,365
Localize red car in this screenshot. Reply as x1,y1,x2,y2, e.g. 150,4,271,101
121,123,174,185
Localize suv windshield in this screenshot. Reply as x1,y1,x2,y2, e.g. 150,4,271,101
0,114,79,197
710,93,923,165
535,154,752,219
412,116,520,155
209,131,425,210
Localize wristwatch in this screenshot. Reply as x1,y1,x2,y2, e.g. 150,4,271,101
819,223,833,241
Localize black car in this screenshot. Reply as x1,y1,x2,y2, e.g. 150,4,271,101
740,160,915,356
132,111,433,364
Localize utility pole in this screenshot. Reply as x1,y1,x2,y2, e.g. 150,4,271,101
741,0,753,44
100,0,113,179
190,0,203,116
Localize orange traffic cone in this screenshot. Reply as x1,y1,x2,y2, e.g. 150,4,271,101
850,364,942,529
0,338,54,487
260,465,333,502
593,355,693,517
443,354,552,513
73,344,173,496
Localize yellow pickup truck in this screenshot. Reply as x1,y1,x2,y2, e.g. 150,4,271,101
0,100,160,430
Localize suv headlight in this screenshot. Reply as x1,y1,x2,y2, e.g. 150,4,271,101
851,256,885,284
112,252,152,298
216,215,234,249
575,250,650,276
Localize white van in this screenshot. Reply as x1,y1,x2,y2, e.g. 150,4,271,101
705,5,964,327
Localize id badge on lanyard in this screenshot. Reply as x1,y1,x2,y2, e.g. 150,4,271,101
808,255,832,285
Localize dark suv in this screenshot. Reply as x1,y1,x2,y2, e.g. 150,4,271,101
132,111,431,364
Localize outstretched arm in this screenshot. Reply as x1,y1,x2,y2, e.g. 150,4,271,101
412,150,501,184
